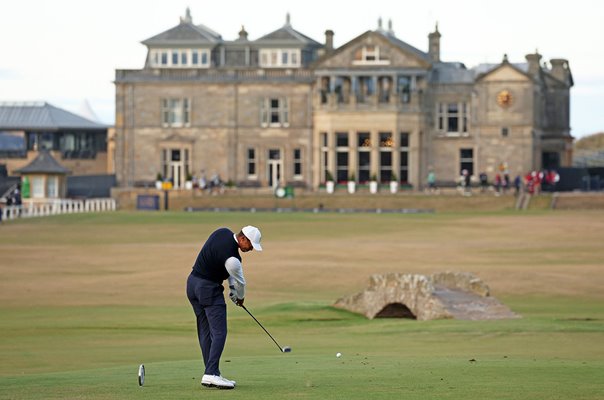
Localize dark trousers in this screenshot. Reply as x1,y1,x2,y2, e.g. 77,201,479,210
186,273,227,376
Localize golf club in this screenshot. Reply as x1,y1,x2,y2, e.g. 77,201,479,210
241,305,291,353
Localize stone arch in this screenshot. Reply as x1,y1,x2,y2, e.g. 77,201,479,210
374,303,417,319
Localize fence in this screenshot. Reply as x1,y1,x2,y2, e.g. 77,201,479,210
1,198,116,221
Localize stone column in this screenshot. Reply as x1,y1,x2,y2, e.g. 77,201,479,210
351,76,357,107
390,74,397,105
372,76,378,106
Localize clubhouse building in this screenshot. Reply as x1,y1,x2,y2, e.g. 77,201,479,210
114,9,573,190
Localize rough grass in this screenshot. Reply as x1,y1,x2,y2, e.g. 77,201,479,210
0,210,603,399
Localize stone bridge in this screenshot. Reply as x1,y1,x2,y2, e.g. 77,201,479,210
333,272,518,321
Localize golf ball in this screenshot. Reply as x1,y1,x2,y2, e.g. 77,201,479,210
336,352,342,358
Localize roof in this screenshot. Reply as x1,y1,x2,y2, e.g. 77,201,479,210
255,14,321,47
472,62,529,76
142,22,222,46
377,30,431,64
0,102,107,131
429,62,534,84
14,150,70,175
430,62,474,84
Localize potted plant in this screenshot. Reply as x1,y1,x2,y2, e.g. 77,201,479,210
325,170,335,194
390,172,399,194
155,173,163,190
369,173,379,194
347,172,356,194
185,172,194,190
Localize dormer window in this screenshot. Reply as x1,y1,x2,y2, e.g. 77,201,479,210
260,49,301,68
353,45,390,65
150,49,210,68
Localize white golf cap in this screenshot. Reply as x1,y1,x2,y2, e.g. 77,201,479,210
242,225,263,251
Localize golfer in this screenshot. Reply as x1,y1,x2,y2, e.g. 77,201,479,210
186,225,262,389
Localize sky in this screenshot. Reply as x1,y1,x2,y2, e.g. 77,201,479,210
1,0,603,138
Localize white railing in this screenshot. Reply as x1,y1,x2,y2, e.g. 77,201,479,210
1,198,116,221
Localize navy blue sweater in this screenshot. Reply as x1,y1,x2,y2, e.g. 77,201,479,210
192,228,241,283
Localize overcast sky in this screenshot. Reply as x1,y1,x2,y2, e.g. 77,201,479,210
1,0,602,138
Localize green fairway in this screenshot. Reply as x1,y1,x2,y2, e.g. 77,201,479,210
1,211,604,399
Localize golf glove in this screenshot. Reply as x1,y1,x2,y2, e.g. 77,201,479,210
229,291,238,304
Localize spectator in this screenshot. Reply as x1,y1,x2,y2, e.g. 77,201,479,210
494,174,502,196
479,172,488,193
427,169,437,193
462,169,472,196
513,175,522,196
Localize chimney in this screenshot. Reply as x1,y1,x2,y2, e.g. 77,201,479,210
325,30,334,52
550,59,570,83
525,51,542,76
428,23,441,62
238,25,248,41
180,7,192,24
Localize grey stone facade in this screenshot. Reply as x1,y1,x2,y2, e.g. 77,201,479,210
114,10,573,190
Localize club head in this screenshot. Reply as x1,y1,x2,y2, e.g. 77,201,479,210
282,346,292,353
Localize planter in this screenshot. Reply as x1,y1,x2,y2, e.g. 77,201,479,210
185,181,193,190
390,181,399,194
326,181,335,194
155,181,163,190
369,181,378,194
347,181,356,194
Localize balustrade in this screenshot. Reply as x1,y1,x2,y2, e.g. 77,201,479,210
1,198,116,221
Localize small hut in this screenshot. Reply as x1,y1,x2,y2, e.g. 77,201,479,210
14,150,70,200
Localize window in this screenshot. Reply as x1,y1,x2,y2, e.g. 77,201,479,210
379,132,393,182
26,132,56,151
59,132,103,159
151,49,209,68
161,98,191,127
260,98,289,127
447,103,459,132
32,176,44,198
460,148,474,176
398,76,411,103
321,132,329,182
293,148,302,177
353,45,390,65
46,176,58,198
259,49,301,68
357,132,371,183
399,132,409,183
462,103,468,132
436,102,469,135
336,132,349,183
247,148,257,177
0,132,26,158
501,127,509,137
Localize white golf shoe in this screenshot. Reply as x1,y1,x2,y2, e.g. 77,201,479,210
201,374,235,389
221,376,236,386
